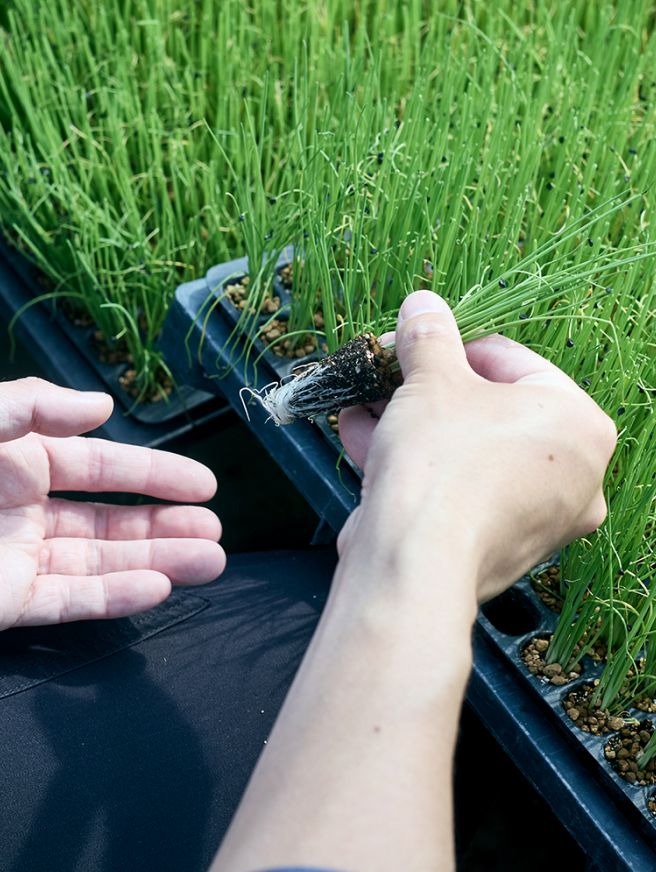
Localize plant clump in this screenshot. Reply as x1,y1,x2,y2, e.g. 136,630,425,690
0,0,655,730
562,681,627,734
531,565,565,613
256,333,401,425
226,278,280,316
521,636,583,687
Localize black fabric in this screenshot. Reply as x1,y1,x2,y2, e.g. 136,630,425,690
0,592,209,699
0,548,337,872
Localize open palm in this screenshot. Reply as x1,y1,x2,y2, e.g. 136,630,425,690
0,378,225,630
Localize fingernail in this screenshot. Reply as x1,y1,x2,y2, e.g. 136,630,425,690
74,391,112,405
398,290,450,323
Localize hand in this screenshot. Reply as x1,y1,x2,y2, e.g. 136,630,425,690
213,292,617,872
338,291,617,603
0,378,225,630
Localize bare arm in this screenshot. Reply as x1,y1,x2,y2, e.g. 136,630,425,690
212,291,616,872
214,551,474,872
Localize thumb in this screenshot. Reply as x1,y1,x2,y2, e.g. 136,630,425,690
0,378,113,442
395,291,468,380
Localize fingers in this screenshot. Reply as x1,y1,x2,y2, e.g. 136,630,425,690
0,378,113,442
465,334,577,388
40,537,226,585
395,291,468,380
394,296,576,391
40,436,218,502
339,294,464,465
338,400,388,469
17,570,173,626
45,500,222,541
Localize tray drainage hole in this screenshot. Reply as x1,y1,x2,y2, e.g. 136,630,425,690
481,587,541,636
604,720,656,786
521,634,583,686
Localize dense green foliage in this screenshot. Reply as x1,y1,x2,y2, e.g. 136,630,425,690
0,1,654,719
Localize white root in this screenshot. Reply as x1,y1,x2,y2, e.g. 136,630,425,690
240,362,365,426
240,334,398,425
239,382,279,423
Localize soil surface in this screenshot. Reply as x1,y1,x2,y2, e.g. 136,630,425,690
531,565,563,613
633,695,656,713
259,318,318,358
278,264,293,287
581,635,607,662
562,681,625,734
90,329,133,367
119,367,174,402
619,662,656,712
88,330,174,402
648,796,656,817
521,636,583,686
224,279,319,360
604,721,656,785
225,278,281,316
61,299,94,328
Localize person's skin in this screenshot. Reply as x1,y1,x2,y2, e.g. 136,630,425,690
213,290,617,872
0,378,225,630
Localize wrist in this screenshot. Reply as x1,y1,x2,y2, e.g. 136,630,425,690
336,507,481,622
329,525,478,689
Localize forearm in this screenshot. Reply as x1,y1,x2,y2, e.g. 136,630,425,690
212,290,615,869
212,544,476,872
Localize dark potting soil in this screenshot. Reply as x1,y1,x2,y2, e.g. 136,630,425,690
87,329,177,404
225,277,282,316
530,564,564,613
562,680,626,735
521,635,583,686
604,721,656,786
260,317,319,359
224,278,320,360
60,298,94,328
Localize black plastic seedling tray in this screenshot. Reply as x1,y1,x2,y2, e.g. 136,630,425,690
0,245,227,448
469,626,656,871
0,239,216,425
161,252,656,869
160,251,360,531
478,575,656,844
